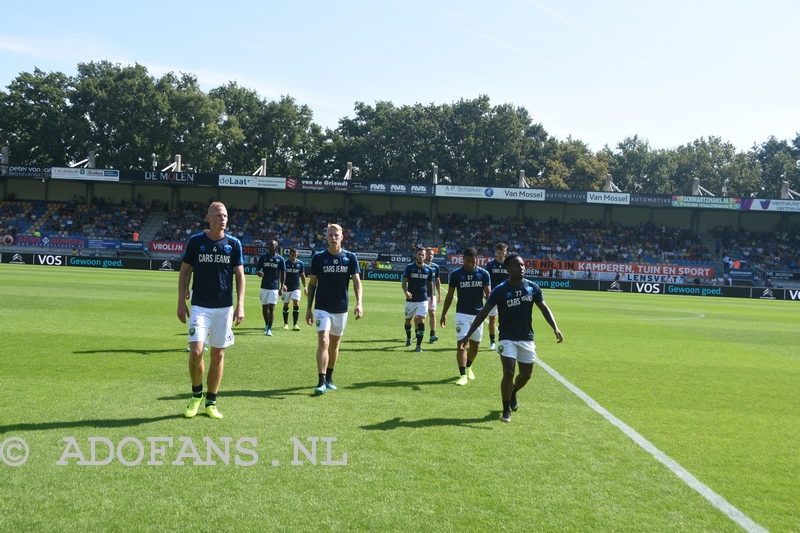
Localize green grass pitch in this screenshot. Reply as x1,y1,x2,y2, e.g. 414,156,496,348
1,264,798,532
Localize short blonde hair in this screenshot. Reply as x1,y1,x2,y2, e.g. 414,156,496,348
207,201,226,215
327,223,343,233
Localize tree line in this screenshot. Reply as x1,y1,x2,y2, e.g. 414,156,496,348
1,61,799,198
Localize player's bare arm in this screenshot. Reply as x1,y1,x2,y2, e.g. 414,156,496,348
233,264,246,326
536,300,564,343
306,274,318,325
353,273,363,319
402,278,412,300
440,286,455,328
177,263,193,323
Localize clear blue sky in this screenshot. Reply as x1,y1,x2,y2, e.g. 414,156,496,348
1,0,797,152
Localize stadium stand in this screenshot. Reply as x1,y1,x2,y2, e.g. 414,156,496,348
709,226,800,273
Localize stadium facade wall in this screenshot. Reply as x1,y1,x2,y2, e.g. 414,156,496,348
4,172,800,235
3,253,797,301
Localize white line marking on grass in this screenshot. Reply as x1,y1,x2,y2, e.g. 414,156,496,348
537,359,768,533
637,312,706,321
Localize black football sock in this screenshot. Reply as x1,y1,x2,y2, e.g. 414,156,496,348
293,307,300,325
283,309,289,324
317,373,326,387
490,334,496,344
466,359,474,367
191,384,203,398
459,366,466,375
415,325,424,346
503,400,511,413
205,392,217,406
326,367,334,384
405,324,412,340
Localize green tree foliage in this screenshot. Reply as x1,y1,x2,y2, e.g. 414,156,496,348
754,136,800,198
604,135,676,194
0,62,798,198
544,136,608,191
0,68,74,165
70,61,161,169
210,84,319,176
152,72,225,172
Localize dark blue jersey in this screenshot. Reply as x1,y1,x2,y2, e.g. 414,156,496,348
182,231,243,309
427,262,441,296
448,266,491,315
403,262,433,302
311,249,360,314
284,259,305,291
256,253,285,290
486,279,544,342
486,259,508,291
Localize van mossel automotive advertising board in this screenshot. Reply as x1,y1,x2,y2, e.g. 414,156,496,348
435,185,546,201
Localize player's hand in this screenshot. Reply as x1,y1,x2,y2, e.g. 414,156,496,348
303,288,308,296
306,309,313,326
257,271,263,277
233,305,245,326
354,304,363,320
440,316,446,328
458,338,468,350
177,301,189,323
405,290,412,300
554,328,564,343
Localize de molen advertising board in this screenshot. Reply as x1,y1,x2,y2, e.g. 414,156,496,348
218,175,286,189
351,181,434,196
285,177,348,192
51,167,120,181
117,170,218,186
435,185,545,201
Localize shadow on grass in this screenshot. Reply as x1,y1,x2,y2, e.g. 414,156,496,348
360,411,501,431
341,338,405,344
347,378,456,391
157,387,308,402
0,414,184,433
72,348,187,355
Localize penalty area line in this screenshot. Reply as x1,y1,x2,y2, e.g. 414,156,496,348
536,359,768,533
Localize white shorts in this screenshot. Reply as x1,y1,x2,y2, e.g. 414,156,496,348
455,312,483,343
314,310,348,337
188,306,234,349
429,298,437,312
405,301,429,320
488,305,498,318
497,340,537,364
260,289,280,305
281,289,302,304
